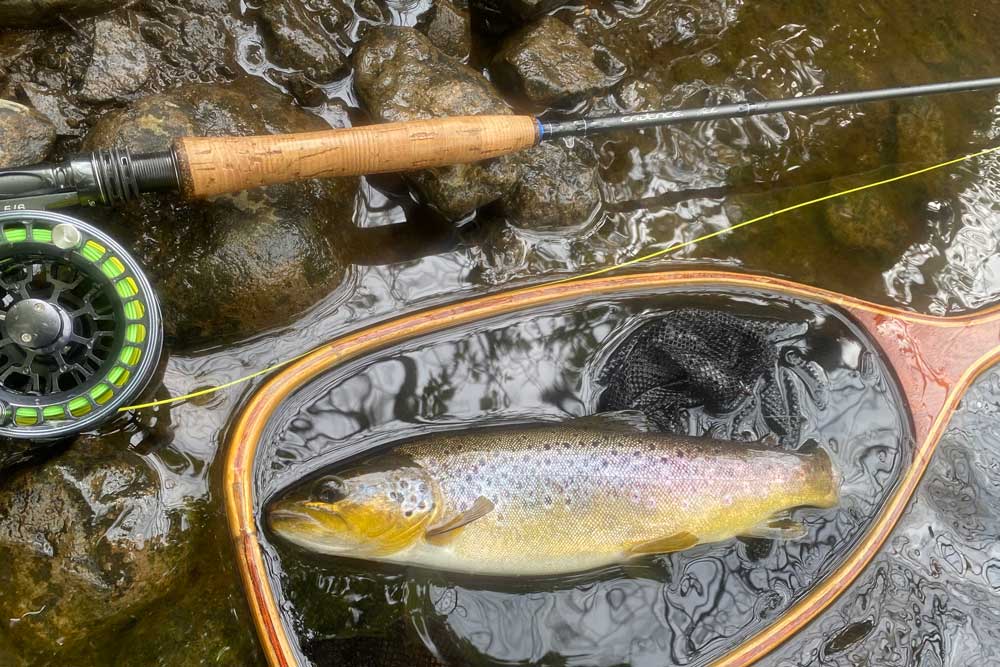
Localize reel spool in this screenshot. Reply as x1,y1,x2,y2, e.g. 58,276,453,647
0,210,162,440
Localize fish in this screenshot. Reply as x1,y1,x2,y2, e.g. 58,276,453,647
268,412,840,576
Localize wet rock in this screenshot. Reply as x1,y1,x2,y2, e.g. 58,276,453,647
354,27,519,220
0,439,58,477
0,99,56,168
137,0,240,89
114,566,261,666
0,0,118,28
504,139,601,230
491,16,607,107
258,0,347,82
80,19,151,102
421,0,471,60
823,172,915,257
18,82,87,137
0,435,195,654
83,80,358,344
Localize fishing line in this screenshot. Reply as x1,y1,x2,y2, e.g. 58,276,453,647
548,144,1000,285
118,145,1000,413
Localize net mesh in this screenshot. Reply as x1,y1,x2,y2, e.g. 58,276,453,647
597,308,816,444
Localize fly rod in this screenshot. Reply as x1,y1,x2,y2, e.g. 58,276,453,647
3,76,1000,211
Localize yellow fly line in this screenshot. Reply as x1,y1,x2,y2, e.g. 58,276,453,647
119,145,1000,413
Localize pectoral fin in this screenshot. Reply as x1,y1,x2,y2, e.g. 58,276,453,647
743,517,807,540
627,531,698,556
425,496,494,538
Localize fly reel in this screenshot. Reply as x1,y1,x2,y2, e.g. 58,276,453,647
0,210,162,440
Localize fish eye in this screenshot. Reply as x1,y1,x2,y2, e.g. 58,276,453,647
315,476,347,503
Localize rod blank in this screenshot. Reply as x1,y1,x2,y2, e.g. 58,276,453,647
539,76,1000,138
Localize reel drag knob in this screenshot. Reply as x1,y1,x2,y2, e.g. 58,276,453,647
0,210,162,440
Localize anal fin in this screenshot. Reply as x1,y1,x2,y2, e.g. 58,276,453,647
425,496,494,539
743,517,807,540
627,531,698,556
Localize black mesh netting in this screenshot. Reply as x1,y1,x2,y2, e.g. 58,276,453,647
597,308,826,444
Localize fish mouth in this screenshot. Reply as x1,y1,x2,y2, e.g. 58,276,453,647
267,501,363,555
268,502,345,532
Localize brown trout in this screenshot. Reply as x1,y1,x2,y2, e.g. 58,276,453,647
269,412,840,576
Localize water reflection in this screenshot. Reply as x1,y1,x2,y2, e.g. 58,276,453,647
259,291,909,666
770,368,1000,666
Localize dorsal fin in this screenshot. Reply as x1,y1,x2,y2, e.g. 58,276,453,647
425,496,494,538
797,438,820,454
568,410,655,433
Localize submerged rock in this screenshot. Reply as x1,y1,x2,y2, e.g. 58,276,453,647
421,0,471,61
504,139,602,230
79,19,151,102
113,564,261,666
0,99,55,168
0,628,24,667
823,172,915,258
0,0,117,28
0,435,195,655
491,16,607,107
895,97,949,167
83,80,358,345
354,27,519,220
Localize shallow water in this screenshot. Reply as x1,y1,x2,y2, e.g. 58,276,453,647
5,0,1000,664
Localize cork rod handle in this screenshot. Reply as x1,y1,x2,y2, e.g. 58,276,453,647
172,115,540,199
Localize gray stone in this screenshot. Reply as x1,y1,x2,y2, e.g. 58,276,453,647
504,139,601,230
0,0,119,28
491,16,607,107
83,80,358,345
0,434,195,654
354,27,520,219
258,0,347,82
80,19,150,102
423,0,471,60
0,99,55,168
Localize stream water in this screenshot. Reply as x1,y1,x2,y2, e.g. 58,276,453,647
5,0,1000,665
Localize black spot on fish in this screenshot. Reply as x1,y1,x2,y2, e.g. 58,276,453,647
544,443,553,450
404,510,413,517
